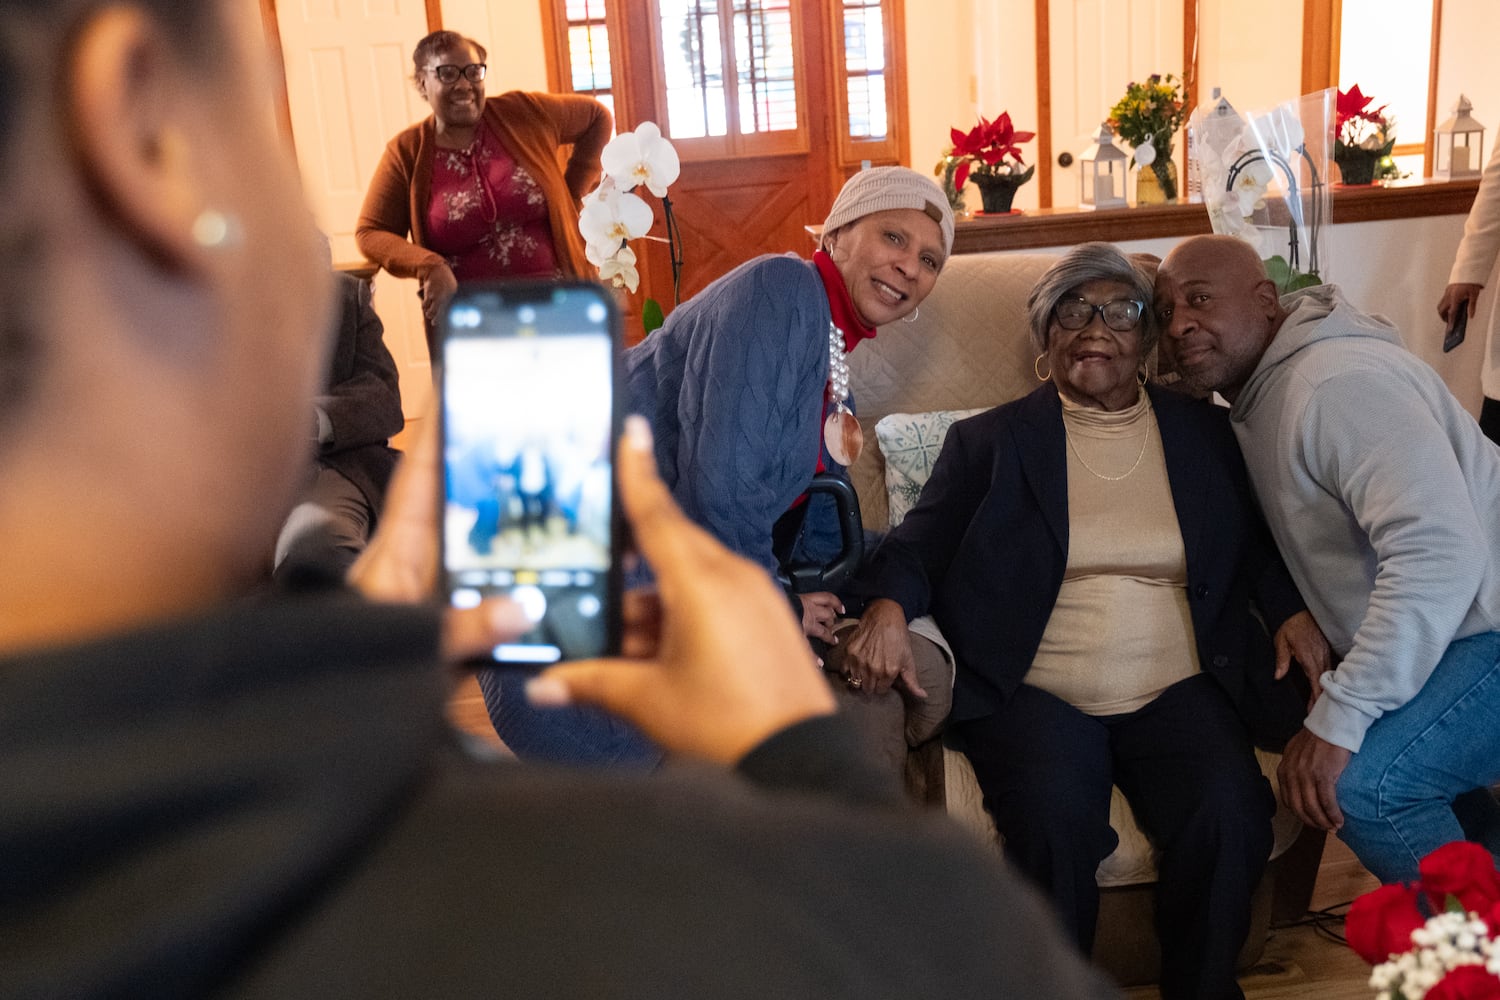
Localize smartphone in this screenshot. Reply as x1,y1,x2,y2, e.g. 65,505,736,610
439,281,622,665
1444,309,1469,353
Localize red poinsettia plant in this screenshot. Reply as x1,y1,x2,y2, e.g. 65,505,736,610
1337,84,1396,155
1347,841,1500,999
947,112,1036,191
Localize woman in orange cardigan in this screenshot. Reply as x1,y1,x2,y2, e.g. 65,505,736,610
357,31,611,357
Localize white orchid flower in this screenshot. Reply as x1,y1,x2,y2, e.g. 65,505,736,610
579,186,654,252
585,236,621,267
601,121,681,198
598,244,640,293
1232,158,1275,216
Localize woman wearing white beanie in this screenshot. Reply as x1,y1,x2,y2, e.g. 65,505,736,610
482,166,955,766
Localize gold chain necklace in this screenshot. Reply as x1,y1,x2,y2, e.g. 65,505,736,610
1063,409,1154,482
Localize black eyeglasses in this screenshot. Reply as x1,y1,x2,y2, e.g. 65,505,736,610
428,63,487,85
1053,297,1144,332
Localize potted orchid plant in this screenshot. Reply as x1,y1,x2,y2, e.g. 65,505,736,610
1189,89,1332,294
939,112,1036,214
579,121,682,332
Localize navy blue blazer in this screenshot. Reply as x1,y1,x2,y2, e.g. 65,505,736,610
858,383,1308,744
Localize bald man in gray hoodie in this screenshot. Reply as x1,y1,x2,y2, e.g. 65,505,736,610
1154,235,1500,882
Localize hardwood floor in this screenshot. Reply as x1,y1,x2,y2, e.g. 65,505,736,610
1124,836,1381,1000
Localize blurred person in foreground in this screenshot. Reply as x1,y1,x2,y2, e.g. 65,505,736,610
0,2,1119,997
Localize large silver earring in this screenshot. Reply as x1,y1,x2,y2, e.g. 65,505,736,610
192,210,243,250
1034,353,1051,382
902,306,920,324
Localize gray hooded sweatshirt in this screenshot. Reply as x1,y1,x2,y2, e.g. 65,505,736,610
1229,285,1500,752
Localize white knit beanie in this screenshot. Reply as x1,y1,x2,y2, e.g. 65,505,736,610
821,166,955,259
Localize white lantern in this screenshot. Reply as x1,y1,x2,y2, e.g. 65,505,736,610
1079,122,1129,210
1434,95,1485,180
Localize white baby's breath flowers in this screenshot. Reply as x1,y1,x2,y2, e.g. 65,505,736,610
1368,911,1497,1000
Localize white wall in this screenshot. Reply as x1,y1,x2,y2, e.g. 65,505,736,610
1435,0,1500,161
444,0,551,92
1195,0,1304,115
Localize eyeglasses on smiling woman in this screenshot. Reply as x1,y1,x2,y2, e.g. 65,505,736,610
428,63,487,85
1053,297,1145,332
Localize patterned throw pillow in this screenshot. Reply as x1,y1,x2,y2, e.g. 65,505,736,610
874,408,987,526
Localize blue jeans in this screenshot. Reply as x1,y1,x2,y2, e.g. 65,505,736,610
1337,630,1500,882
477,668,662,769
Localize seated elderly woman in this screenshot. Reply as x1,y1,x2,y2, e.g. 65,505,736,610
842,242,1330,1000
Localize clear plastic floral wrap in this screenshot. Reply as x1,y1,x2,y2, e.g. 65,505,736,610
1190,89,1335,291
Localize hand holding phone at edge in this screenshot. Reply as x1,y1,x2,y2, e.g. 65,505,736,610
528,416,837,766
348,416,536,662
1437,282,1484,325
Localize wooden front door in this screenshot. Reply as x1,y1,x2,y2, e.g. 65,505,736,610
595,0,893,317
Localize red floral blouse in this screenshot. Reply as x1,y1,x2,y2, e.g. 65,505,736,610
425,125,560,280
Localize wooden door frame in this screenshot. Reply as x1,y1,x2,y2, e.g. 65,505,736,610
1033,0,1198,209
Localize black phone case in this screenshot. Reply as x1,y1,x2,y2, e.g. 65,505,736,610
1444,309,1469,353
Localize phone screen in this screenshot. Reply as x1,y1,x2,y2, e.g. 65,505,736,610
440,282,621,664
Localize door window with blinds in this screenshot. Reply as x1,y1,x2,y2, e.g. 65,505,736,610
544,0,906,166
563,0,616,119
657,0,805,155
835,0,902,164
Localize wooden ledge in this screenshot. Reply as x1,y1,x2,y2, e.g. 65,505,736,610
946,176,1480,254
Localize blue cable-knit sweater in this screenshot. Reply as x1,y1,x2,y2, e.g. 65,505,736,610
625,254,848,582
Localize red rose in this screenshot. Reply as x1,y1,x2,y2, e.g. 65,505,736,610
1426,965,1500,1000
1421,842,1500,914
1347,882,1426,964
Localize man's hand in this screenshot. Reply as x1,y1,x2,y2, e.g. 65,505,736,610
348,417,533,662
527,416,836,765
1274,609,1335,710
1438,282,1484,326
1277,727,1352,832
841,598,927,698
799,591,844,644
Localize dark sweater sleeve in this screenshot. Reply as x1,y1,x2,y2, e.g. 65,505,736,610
321,276,404,452
735,714,906,807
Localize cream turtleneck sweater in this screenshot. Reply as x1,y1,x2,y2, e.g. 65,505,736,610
1026,388,1200,715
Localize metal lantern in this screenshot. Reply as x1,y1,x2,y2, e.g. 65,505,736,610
1079,122,1129,210
1434,95,1485,180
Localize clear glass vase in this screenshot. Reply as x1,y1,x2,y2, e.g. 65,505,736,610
1136,159,1179,205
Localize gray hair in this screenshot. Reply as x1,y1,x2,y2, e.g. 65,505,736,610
1025,242,1158,356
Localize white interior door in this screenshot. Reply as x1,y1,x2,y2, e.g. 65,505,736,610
274,0,434,421
1048,0,1184,208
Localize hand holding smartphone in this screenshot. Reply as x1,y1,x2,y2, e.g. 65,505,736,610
1444,308,1469,353
440,281,623,665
